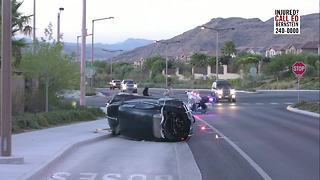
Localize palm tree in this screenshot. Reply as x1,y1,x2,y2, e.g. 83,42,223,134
0,0,32,67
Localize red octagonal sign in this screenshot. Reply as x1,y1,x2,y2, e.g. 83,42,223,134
292,61,306,76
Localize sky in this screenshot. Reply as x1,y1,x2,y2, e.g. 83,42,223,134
19,0,319,44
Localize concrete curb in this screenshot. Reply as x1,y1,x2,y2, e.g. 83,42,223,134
21,134,110,180
258,89,320,92
236,90,260,94
287,105,320,118
150,88,319,93
96,92,106,97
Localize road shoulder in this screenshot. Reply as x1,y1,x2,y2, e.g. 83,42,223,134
287,105,320,118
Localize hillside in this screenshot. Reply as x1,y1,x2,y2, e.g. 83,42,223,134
113,13,319,61
62,38,153,60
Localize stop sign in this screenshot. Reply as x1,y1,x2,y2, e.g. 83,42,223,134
292,61,306,76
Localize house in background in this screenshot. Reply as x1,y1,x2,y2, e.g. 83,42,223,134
265,45,287,58
286,43,303,54
285,41,319,55
247,47,266,56
300,41,319,55
133,58,144,68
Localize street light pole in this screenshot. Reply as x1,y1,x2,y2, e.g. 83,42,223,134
216,31,219,79
33,0,36,42
155,40,180,88
80,0,87,106
77,34,92,63
165,44,168,88
91,17,114,65
102,49,123,80
91,17,114,87
77,35,81,63
200,26,235,79
57,7,64,43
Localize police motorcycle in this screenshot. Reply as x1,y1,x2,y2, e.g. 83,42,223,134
185,90,213,114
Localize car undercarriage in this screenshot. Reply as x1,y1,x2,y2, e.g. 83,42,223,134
106,93,195,141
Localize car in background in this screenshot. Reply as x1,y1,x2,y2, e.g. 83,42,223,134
120,79,138,93
211,79,236,102
109,80,121,90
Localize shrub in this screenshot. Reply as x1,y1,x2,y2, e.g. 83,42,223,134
36,113,49,127
24,114,41,129
12,107,104,133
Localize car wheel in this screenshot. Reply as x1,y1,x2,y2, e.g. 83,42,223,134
162,110,191,141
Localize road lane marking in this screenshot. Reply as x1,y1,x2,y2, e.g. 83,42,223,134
284,102,293,105
195,116,273,180
270,103,279,105
255,103,264,105
49,172,174,180
241,103,250,105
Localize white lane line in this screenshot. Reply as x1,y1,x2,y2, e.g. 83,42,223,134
270,103,279,105
284,102,293,105
241,103,250,105
255,103,264,105
195,116,272,180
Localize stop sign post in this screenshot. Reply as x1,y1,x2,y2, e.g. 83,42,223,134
292,61,307,102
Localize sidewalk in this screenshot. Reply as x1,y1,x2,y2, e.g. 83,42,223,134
0,119,108,180
0,113,202,180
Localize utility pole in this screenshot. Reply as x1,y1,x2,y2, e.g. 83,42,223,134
1,0,12,157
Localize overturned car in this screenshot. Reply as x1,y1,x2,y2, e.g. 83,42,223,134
106,93,195,141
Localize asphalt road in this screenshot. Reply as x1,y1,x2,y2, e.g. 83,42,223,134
58,88,319,180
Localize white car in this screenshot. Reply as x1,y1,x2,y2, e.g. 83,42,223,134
109,80,121,89
120,79,138,93
211,80,236,102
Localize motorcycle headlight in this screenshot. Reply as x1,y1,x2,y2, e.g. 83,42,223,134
134,84,137,88
230,89,236,94
217,89,223,95
123,84,127,90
